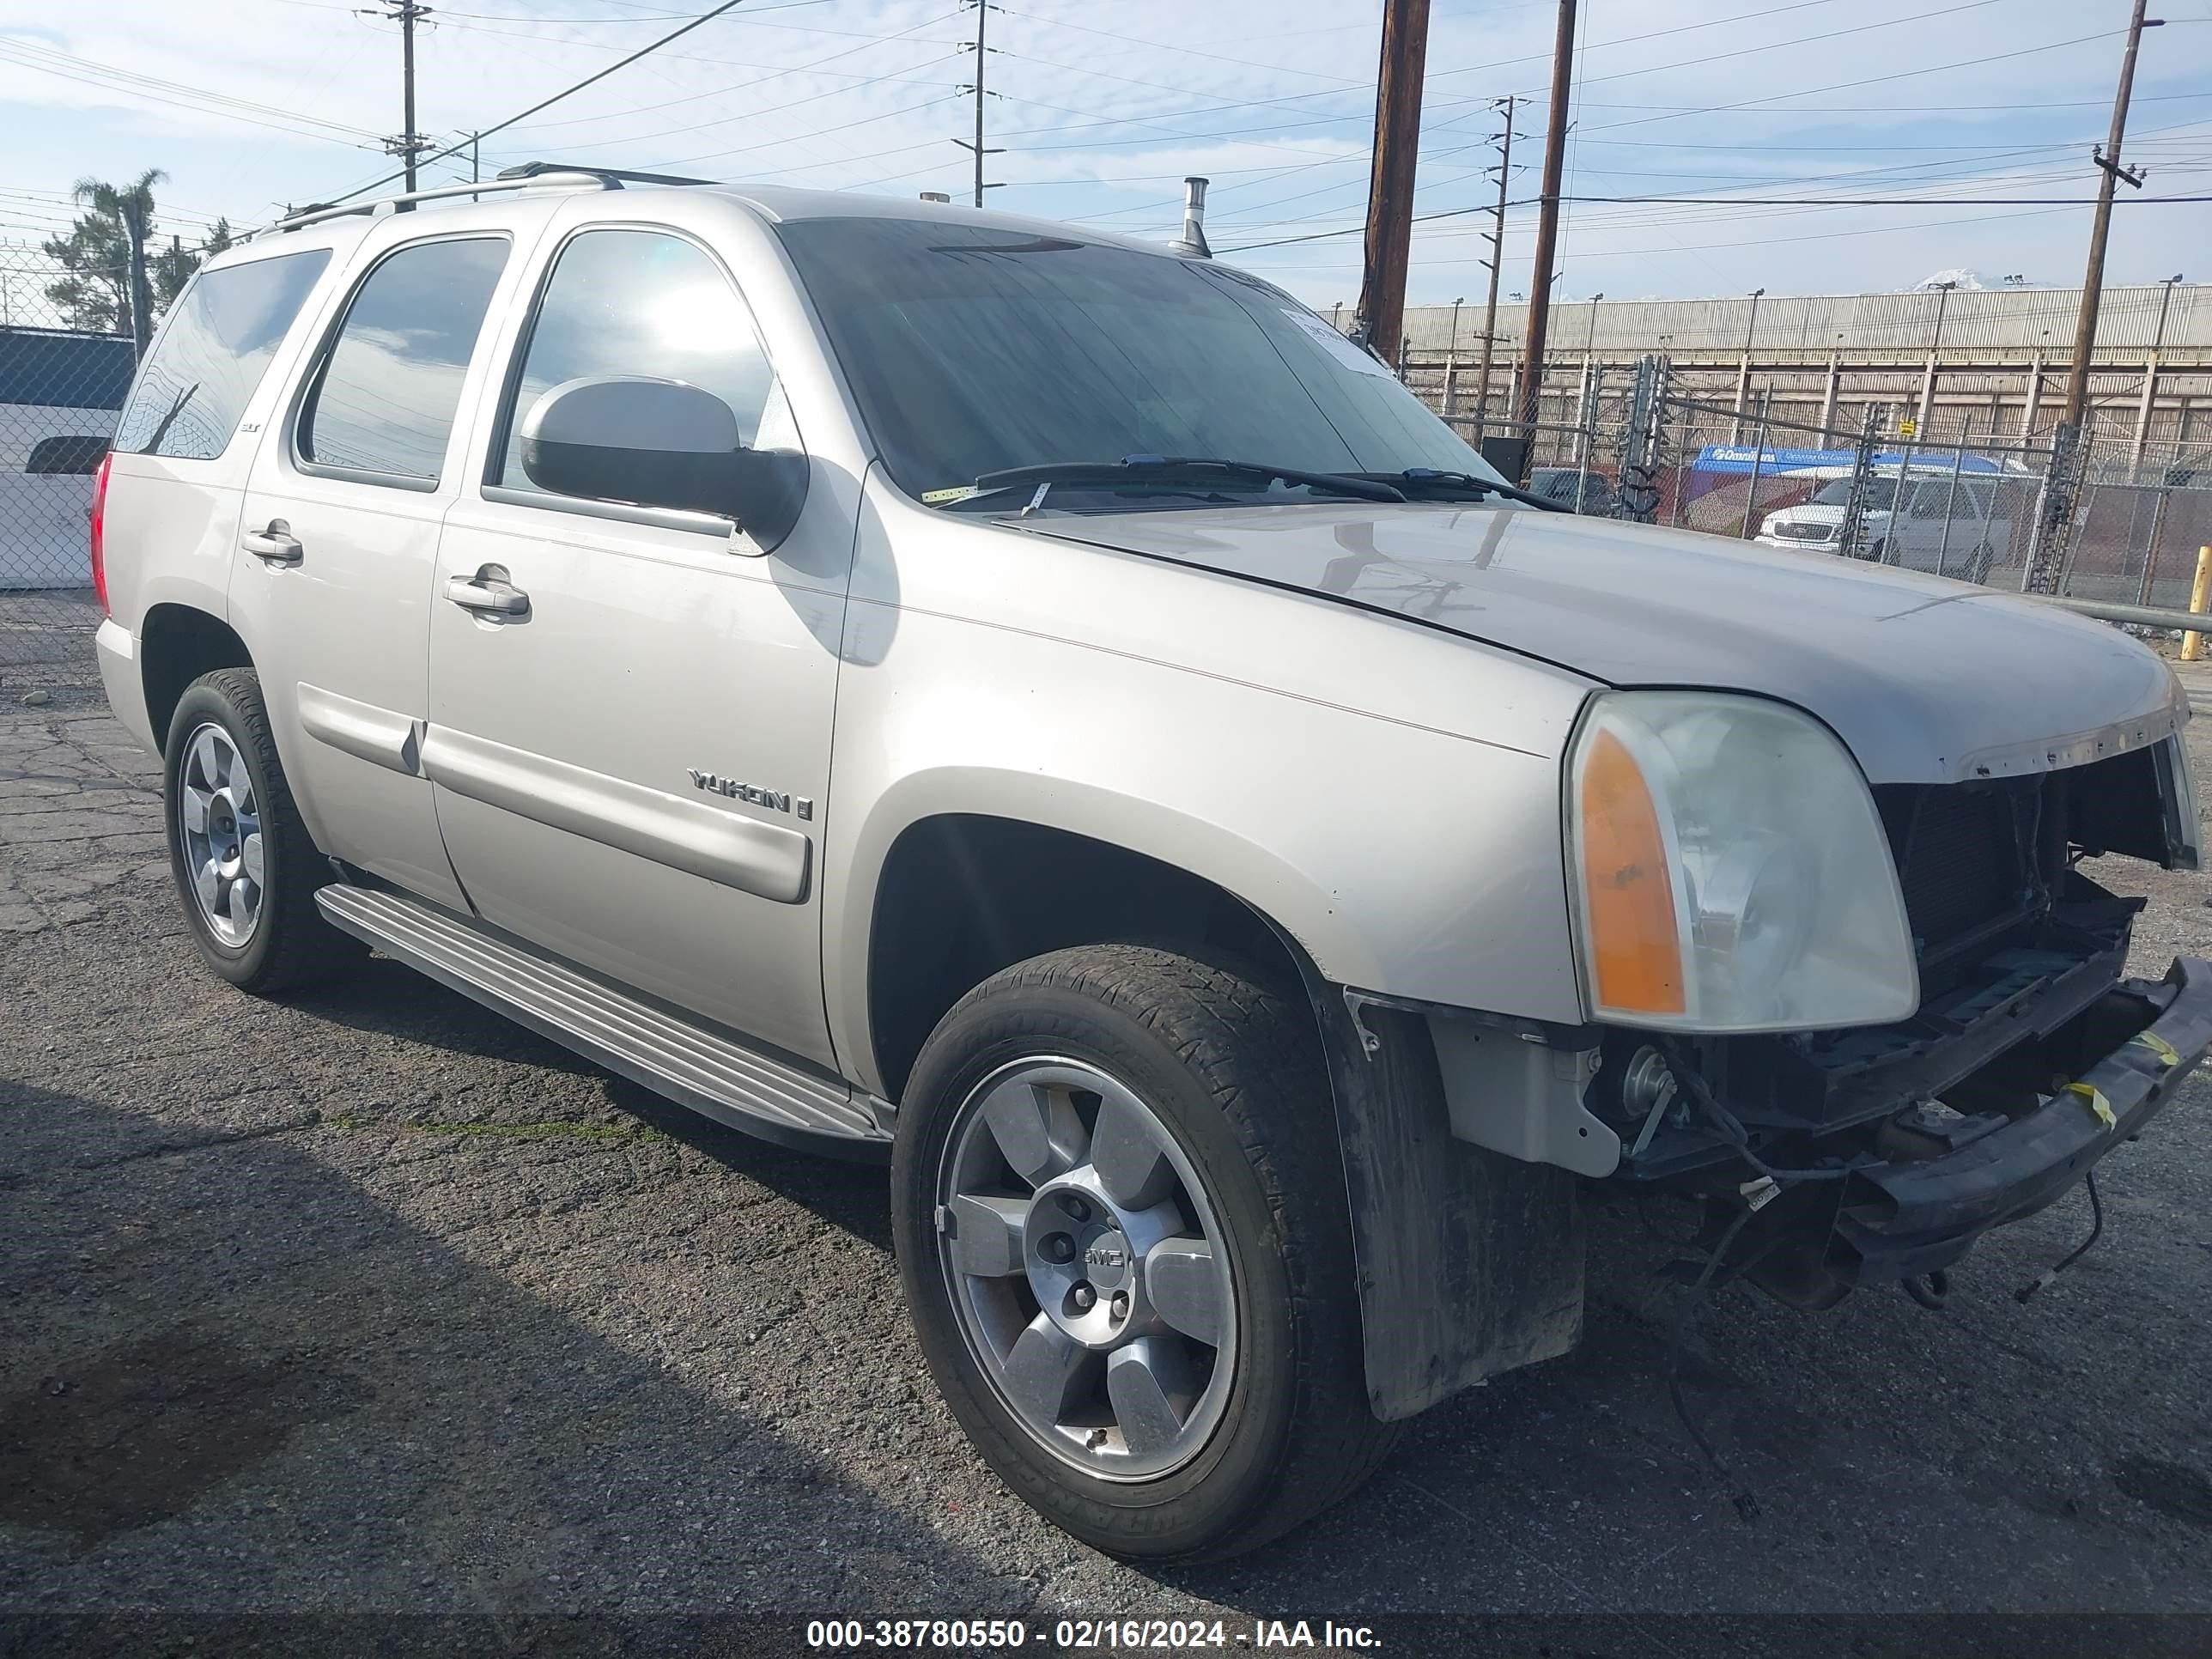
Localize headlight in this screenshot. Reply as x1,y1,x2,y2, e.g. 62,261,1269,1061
1566,690,1917,1031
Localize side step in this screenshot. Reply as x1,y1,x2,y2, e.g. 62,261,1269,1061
315,884,889,1159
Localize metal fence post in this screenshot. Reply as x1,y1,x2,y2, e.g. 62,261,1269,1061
1615,354,1666,523
2137,485,2173,608
1838,404,1882,562
1933,413,1972,580
2022,420,2083,595
1738,390,1772,540
1572,365,1602,514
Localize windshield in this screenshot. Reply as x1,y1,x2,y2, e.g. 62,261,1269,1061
775,216,1506,507
1812,477,1896,509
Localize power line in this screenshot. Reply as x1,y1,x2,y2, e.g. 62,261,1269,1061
323,0,750,205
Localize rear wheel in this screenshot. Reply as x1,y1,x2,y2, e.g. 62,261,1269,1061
163,668,365,994
893,943,1396,1562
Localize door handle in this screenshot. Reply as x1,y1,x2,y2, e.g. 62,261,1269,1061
446,573,531,617
241,520,302,564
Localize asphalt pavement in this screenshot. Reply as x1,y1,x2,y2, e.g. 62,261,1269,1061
3,661,2210,1652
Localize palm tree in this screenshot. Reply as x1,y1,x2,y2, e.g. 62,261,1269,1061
76,169,165,352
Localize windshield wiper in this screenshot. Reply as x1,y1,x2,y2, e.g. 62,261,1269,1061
1350,467,1568,513
955,454,1407,509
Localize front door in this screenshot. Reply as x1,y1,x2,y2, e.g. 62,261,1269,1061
426,221,848,1069
231,229,520,909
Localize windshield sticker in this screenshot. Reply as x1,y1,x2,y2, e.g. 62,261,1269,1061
1280,308,1395,379
922,485,980,505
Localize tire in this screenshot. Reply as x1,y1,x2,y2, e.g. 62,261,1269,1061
1965,542,1996,585
892,943,1397,1562
163,667,366,994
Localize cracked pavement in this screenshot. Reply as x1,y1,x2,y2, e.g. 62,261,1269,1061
2,658,2210,1646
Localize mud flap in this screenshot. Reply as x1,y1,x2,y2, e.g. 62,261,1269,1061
1305,977,1587,1421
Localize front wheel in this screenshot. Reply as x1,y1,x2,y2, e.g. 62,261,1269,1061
893,944,1396,1562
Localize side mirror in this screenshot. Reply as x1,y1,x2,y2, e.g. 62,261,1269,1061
518,374,805,546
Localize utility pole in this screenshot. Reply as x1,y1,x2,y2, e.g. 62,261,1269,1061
952,0,1004,208
1353,0,1431,370
1512,0,1577,460
1474,94,1522,436
2060,0,2163,432
365,1,434,191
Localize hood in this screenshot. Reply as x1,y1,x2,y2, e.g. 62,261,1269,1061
1025,503,2185,785
1769,502,1850,526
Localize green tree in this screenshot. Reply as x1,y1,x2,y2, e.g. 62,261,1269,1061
40,169,222,337
155,216,232,307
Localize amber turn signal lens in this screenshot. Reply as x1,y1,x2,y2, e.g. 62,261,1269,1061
1577,726,1686,1017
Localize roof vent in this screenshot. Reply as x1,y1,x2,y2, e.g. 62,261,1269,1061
1169,176,1212,259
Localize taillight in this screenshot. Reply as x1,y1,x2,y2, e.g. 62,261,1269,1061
89,450,112,617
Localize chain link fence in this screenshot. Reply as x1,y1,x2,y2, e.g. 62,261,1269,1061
1407,350,2212,629
2,243,133,692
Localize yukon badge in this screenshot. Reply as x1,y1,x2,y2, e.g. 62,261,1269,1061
688,769,813,820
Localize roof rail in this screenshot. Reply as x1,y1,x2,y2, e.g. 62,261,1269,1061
496,161,714,187
270,169,618,234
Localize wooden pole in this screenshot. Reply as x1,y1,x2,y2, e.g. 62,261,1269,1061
2060,0,2158,431
1354,0,1431,370
1511,0,1577,467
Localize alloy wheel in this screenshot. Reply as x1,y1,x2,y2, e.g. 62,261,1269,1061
177,721,264,947
936,1058,1237,1480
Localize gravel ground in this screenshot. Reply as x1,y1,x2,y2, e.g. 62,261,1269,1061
3,657,2210,1650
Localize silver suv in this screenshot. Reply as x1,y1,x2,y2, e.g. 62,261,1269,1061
91,167,2210,1562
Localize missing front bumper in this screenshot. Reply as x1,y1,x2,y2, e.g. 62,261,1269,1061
1830,955,2212,1283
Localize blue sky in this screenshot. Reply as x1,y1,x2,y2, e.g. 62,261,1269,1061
0,0,2207,307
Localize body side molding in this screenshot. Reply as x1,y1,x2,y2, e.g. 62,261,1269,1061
297,682,422,775
419,724,811,902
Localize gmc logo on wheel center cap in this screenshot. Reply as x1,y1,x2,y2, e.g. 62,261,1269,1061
1085,1246,1127,1268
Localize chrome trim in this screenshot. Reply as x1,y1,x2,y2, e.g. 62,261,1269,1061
418,724,811,902
479,483,736,539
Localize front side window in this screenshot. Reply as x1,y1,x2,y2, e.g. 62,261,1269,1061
1813,477,1897,511
494,228,781,491
298,236,507,483
774,217,1504,509
112,248,331,461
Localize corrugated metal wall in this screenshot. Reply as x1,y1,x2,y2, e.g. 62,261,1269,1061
1398,283,2207,360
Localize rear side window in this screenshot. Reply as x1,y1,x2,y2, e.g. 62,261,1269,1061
298,236,507,485
111,248,331,461
491,228,781,491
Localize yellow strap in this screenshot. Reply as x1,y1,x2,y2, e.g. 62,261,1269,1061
2066,1081,2118,1130
2132,1031,2183,1068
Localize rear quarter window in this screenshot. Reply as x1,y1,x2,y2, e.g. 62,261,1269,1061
111,247,332,462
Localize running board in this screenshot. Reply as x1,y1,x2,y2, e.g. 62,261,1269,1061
315,885,889,1159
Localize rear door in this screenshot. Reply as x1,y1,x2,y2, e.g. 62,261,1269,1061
425,210,850,1068
230,226,533,908
94,246,332,633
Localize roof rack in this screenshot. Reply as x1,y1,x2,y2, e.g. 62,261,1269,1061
269,162,706,235
495,161,713,187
